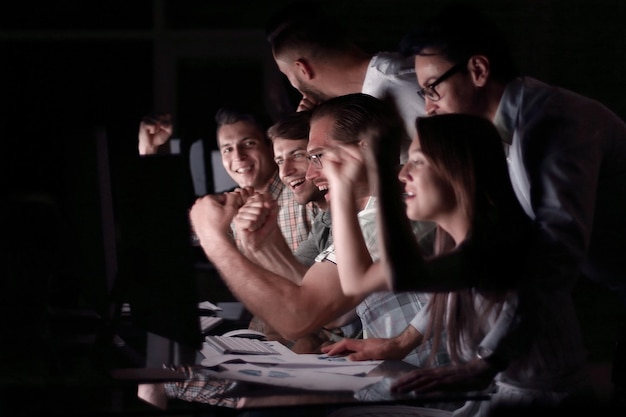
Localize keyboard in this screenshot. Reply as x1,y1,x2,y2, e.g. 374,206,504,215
205,335,279,355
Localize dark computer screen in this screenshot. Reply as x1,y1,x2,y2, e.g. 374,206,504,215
117,155,202,350
103,136,203,351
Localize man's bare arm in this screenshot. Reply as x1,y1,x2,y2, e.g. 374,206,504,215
190,194,362,341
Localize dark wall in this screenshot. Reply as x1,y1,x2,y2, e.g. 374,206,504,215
2,0,625,310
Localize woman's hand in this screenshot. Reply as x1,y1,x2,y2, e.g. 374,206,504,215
391,357,497,393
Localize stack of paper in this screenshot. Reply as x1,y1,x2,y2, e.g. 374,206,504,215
200,340,384,392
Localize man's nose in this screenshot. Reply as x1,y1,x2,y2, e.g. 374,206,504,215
280,160,296,178
233,146,247,159
425,99,438,116
305,161,320,182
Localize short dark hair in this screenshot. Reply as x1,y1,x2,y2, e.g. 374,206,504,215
266,1,353,59
214,105,272,142
399,3,518,83
267,110,311,142
311,93,405,150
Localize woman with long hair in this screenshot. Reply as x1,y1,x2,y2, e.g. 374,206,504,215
322,113,591,415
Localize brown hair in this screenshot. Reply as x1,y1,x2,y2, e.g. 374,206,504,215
310,93,405,148
267,110,311,142
266,1,358,61
414,113,525,364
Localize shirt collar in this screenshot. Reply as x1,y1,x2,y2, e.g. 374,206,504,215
362,196,376,211
265,171,284,200
493,77,524,145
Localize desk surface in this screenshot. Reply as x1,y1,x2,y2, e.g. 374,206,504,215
237,361,486,412
1,301,481,416
136,359,490,415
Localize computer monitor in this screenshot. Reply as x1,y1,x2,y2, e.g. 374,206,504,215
96,128,203,365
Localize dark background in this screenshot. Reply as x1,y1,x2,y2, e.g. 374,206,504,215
2,0,625,360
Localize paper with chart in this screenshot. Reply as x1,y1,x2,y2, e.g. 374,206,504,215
199,340,384,391
263,353,383,376
201,341,381,370
212,362,384,392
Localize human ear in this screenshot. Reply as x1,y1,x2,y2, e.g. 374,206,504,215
467,55,490,87
295,58,315,80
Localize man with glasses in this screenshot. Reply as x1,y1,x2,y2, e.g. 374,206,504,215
415,63,466,103
392,3,626,402
190,94,441,368
267,111,331,267
231,111,330,275
233,110,363,353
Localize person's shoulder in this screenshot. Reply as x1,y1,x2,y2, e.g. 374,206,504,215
519,76,593,109
369,52,415,76
363,52,418,96
520,77,622,135
356,197,378,227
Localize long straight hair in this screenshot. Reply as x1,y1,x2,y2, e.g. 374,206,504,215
414,114,528,364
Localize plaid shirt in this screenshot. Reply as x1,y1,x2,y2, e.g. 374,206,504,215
164,369,239,407
235,172,318,336
266,172,318,252
316,197,449,368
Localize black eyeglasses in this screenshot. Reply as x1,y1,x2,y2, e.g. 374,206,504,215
307,153,324,168
417,63,465,102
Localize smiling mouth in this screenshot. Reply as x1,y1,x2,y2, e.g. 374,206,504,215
289,178,306,189
235,167,252,174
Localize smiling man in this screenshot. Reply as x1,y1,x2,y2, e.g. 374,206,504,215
268,111,330,268
214,106,316,253
215,109,276,190
232,110,331,275
137,106,316,253
268,110,327,210
232,110,359,351
190,94,437,366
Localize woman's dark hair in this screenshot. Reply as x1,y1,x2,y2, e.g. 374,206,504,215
416,113,517,228
414,113,531,365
